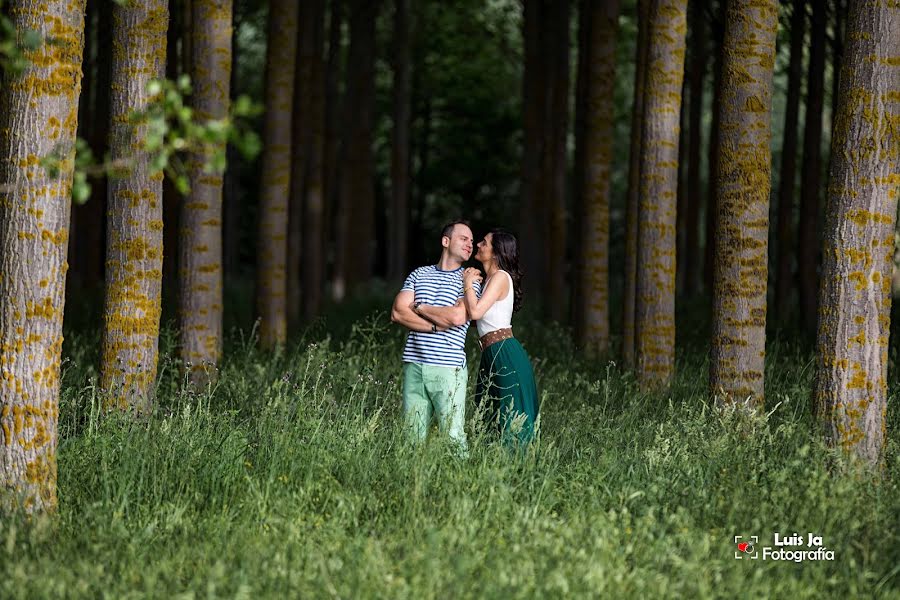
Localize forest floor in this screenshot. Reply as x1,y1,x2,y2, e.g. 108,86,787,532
3,288,900,598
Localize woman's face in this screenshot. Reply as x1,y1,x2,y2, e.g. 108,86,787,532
475,233,494,264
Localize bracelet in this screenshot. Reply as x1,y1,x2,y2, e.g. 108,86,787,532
464,286,473,293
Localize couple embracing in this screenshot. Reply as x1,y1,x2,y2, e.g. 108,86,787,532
390,220,539,454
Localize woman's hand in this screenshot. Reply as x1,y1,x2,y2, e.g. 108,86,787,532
463,268,483,288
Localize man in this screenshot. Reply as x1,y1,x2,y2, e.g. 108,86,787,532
391,220,481,453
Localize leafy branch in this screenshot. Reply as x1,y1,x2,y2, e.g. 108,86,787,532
40,75,262,203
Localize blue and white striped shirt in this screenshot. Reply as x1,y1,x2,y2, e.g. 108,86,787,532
401,265,481,367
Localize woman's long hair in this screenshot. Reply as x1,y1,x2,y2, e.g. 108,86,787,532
489,229,524,313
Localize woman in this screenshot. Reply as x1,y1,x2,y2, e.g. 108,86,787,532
462,230,539,445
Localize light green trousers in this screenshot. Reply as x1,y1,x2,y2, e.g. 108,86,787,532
402,362,468,454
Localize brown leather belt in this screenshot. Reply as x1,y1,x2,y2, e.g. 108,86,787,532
479,327,513,350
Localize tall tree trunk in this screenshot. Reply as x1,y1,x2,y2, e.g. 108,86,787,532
323,0,343,298
335,0,380,295
544,0,570,322
684,0,705,296
256,0,299,348
0,0,86,513
101,0,168,411
815,0,899,468
709,0,778,408
388,0,411,283
302,0,327,321
287,0,311,326
622,0,650,369
634,0,688,390
773,0,806,322
578,0,619,354
704,0,726,294
570,0,591,335
179,0,231,386
827,0,844,179
411,94,431,267
519,0,544,310
520,0,568,319
797,0,826,336
831,0,844,117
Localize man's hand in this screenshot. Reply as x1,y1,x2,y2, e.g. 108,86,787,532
391,290,434,332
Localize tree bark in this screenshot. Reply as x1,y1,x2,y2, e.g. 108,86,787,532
578,0,619,355
101,0,168,411
570,0,591,335
622,0,649,369
179,0,231,386
709,0,778,408
287,0,311,327
519,0,544,311
544,0,569,322
634,0,688,390
815,0,899,468
388,0,411,283
334,0,380,296
0,0,86,513
255,0,299,348
322,0,343,299
773,0,806,322
302,0,326,321
797,0,826,336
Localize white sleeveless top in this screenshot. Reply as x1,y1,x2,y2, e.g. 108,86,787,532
476,270,514,337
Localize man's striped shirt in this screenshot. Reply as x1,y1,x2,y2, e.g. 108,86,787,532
401,265,481,367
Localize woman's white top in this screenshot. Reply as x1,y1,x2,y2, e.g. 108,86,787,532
476,270,514,337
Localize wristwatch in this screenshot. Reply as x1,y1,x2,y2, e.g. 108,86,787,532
431,323,437,333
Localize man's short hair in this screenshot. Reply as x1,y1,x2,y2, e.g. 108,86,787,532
441,219,471,240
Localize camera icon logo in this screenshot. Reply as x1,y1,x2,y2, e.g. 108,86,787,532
734,535,759,559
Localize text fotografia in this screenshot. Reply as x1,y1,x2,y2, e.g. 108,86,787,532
735,533,836,562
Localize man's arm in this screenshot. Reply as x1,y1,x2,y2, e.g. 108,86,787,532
416,299,467,328
391,290,434,332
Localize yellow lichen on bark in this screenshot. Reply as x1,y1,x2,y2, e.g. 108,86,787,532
0,0,86,512
179,0,232,386
580,0,620,356
634,0,687,390
709,0,778,408
815,0,900,468
101,0,168,412
256,0,299,349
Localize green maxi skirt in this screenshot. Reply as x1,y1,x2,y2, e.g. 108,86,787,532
475,337,539,445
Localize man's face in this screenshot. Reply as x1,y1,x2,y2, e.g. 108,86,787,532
443,224,474,261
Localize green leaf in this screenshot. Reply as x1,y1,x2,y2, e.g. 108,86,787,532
72,175,91,205
146,79,163,97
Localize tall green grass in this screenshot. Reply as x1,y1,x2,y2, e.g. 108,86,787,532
3,298,899,598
